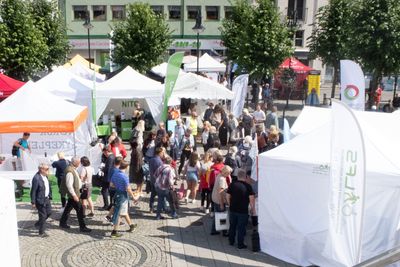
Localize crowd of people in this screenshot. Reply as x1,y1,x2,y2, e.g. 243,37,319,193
29,99,284,248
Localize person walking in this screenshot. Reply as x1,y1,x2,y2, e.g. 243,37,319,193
78,156,95,217
210,165,232,236
226,169,256,249
101,146,115,210
129,141,144,196
199,152,213,213
178,129,195,175
30,163,52,237
51,152,68,210
110,161,138,238
154,156,178,220
182,152,201,204
59,156,91,232
148,147,165,213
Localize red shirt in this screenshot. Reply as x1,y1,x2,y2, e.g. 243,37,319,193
209,162,224,188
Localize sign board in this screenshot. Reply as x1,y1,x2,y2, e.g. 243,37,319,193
0,178,21,267
308,73,321,96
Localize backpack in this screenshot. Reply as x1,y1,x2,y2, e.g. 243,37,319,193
224,155,237,171
130,129,139,143
11,139,22,156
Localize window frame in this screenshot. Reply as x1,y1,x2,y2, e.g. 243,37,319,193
72,5,87,21
111,5,126,20
92,5,107,21
168,5,181,20
151,5,164,17
206,6,220,21
224,6,233,19
295,30,304,47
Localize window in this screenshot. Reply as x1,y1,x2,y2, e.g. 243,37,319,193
151,5,164,16
206,6,219,20
224,6,233,19
295,30,304,47
73,5,87,21
111,6,125,20
93,5,106,21
287,0,304,20
168,6,181,20
187,6,200,20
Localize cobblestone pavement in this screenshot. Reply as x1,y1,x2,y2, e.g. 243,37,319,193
17,189,297,267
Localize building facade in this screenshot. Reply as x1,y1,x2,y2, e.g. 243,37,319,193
59,0,331,81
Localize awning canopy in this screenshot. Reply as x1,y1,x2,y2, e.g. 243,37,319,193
0,81,88,133
64,54,102,72
0,73,25,99
279,57,313,73
184,53,226,73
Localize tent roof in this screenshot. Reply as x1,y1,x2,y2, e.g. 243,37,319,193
0,73,25,99
171,72,234,101
96,66,163,98
151,62,186,78
35,67,93,101
280,57,313,73
0,81,88,133
67,62,105,82
64,54,101,72
184,53,226,72
182,55,197,64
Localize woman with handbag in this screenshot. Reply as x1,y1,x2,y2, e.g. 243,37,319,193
78,156,94,217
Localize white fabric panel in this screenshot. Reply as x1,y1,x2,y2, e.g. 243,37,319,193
259,114,400,266
184,53,226,72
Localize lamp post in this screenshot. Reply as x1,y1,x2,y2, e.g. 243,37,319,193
192,11,205,74
83,10,93,69
282,10,298,123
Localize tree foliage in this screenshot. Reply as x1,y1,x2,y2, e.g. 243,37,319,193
220,0,293,79
0,0,48,80
307,0,353,97
29,0,70,71
351,0,400,85
111,3,172,73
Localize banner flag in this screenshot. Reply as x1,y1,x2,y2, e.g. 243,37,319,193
230,74,249,118
340,60,365,111
326,100,366,266
161,52,184,121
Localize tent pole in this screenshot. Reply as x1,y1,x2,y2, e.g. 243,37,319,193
73,131,77,156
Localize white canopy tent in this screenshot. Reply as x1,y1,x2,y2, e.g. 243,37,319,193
258,109,400,266
0,81,90,160
95,66,164,123
67,62,106,82
151,62,186,78
170,72,234,103
184,53,226,72
34,67,96,138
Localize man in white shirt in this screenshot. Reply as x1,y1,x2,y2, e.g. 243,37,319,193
30,163,52,237
253,104,266,131
59,156,91,232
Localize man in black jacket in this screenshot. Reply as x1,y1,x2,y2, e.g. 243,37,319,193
51,152,68,209
101,146,115,210
30,163,52,237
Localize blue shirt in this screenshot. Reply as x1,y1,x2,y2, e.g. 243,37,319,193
17,139,29,158
149,156,163,183
110,169,129,192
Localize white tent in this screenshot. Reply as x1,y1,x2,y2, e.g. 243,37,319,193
67,62,106,82
258,109,400,266
0,81,91,157
95,66,163,123
184,53,226,72
151,62,186,78
171,72,234,102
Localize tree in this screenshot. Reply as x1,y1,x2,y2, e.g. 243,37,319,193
29,0,70,71
111,3,172,73
220,0,293,80
351,0,400,106
307,0,354,98
0,0,48,80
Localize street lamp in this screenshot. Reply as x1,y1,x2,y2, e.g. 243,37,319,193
192,11,205,74
282,9,298,123
83,10,94,69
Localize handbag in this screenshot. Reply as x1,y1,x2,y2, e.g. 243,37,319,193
80,184,88,199
215,211,230,231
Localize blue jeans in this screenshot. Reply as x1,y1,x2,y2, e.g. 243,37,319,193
228,211,249,246
211,204,226,234
112,190,128,225
155,187,175,217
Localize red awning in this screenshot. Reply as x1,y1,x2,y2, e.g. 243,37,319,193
0,73,25,99
280,57,313,73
